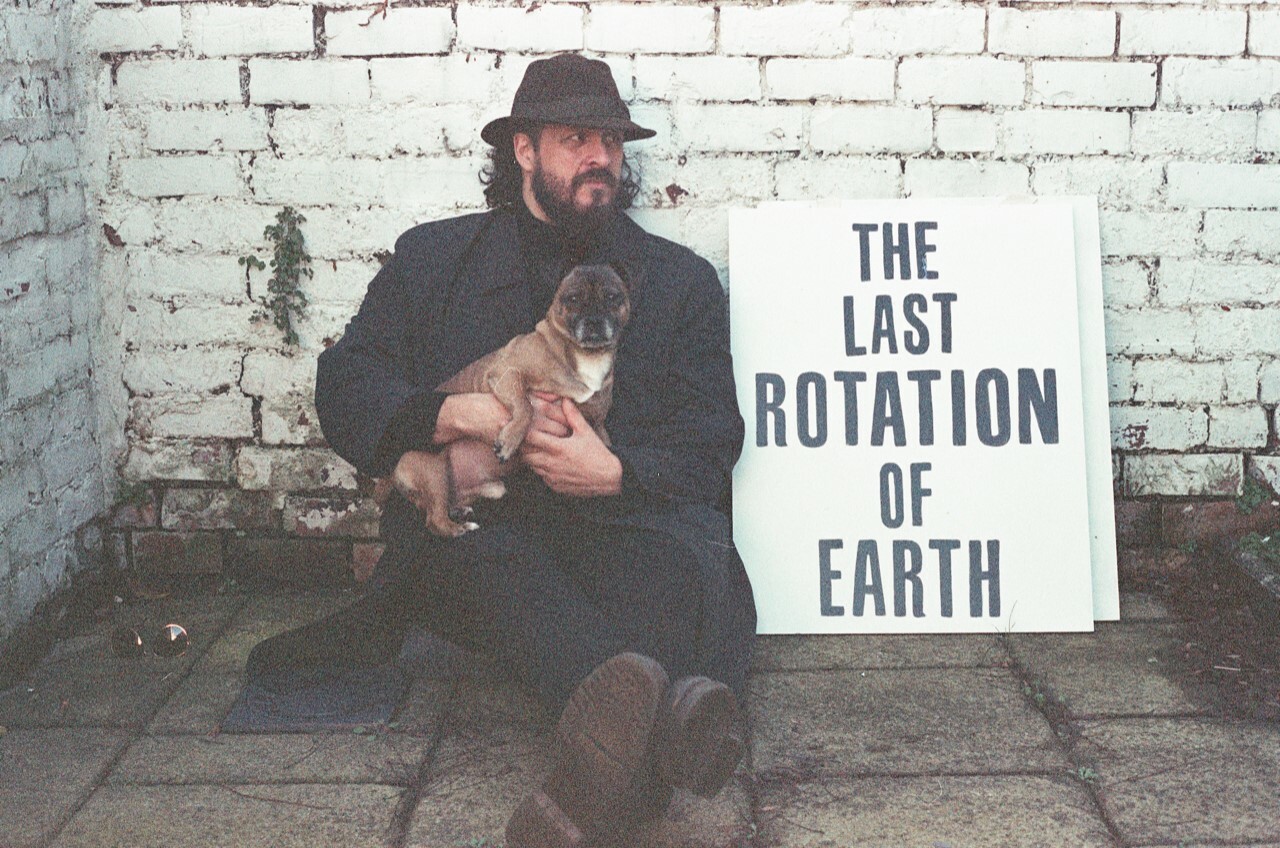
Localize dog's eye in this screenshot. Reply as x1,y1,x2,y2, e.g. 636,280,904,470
563,294,582,307
606,292,623,307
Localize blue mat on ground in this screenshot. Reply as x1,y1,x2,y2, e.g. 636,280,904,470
222,663,410,732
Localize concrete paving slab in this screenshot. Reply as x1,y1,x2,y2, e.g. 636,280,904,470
109,731,433,785
1006,623,1205,718
146,670,243,734
386,676,453,736
749,668,1065,777
0,727,131,848
1077,717,1280,845
408,733,754,847
756,775,1113,847
753,633,1006,672
1119,592,1175,622
51,784,405,848
440,675,556,743
0,666,180,728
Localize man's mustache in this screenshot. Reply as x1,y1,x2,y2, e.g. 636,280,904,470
573,169,618,190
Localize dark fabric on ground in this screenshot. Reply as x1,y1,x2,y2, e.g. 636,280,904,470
223,663,409,733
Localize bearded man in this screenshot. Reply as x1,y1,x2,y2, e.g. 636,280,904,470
245,53,757,846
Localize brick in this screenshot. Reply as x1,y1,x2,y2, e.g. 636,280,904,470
720,4,851,57
904,160,1030,198
122,348,242,396
1259,111,1280,152
1169,163,1280,209
1263,363,1280,404
1124,453,1242,498
305,259,381,304
187,5,314,56
1120,10,1246,57
241,351,314,397
145,108,268,152
1101,261,1151,307
586,5,714,54
112,199,274,256
282,496,379,538
261,393,324,446
130,395,254,440
1251,12,1280,56
899,58,1025,107
1132,361,1232,404
1103,308,1196,356
132,531,222,576
1195,308,1280,355
676,104,803,152
115,60,241,104
1031,160,1163,208
765,58,893,102
0,193,47,244
112,493,159,530
124,440,235,483
90,7,182,53
1108,355,1136,402
848,7,985,56
233,446,358,491
1224,360,1263,404
161,488,275,531
455,5,583,52
1099,211,1200,259
1132,110,1256,156
1203,211,1280,256
1032,61,1156,107
1000,109,1130,155
1160,499,1280,547
127,252,245,300
640,157,774,205
1163,59,1280,107
370,54,498,104
1208,406,1269,448
1249,456,1280,494
1110,405,1207,451
224,537,352,586
935,109,998,153
775,157,902,201
633,56,761,102
119,155,242,199
325,8,453,57
1159,261,1280,305
249,59,370,106
989,9,1116,58
270,105,468,158
810,106,931,154
6,336,86,402
251,156,481,208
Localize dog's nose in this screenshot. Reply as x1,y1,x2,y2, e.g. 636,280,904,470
580,317,611,342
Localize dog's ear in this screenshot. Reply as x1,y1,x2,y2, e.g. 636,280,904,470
607,260,641,290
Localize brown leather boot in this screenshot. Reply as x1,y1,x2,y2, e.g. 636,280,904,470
506,653,670,848
654,675,745,798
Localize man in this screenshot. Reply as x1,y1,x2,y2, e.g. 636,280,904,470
247,54,756,845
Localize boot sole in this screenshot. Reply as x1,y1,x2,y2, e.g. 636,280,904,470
656,676,744,798
507,653,669,848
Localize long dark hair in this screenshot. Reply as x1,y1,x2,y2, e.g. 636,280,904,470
479,123,642,210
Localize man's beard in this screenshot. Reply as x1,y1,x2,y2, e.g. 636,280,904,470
531,163,621,239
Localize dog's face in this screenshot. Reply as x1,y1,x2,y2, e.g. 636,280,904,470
548,264,631,350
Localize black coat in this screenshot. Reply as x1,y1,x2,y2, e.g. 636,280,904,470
314,206,756,674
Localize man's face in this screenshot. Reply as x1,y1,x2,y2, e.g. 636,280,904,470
515,124,625,232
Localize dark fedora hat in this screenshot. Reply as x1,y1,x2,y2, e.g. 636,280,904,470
481,53,656,146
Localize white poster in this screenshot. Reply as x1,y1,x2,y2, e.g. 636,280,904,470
730,200,1104,634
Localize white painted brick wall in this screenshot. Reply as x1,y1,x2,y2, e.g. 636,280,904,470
989,9,1116,58
1158,261,1280,304
810,106,931,154
1163,59,1280,107
1032,61,1156,107
1119,10,1247,57
1203,211,1280,256
1250,12,1280,56
1132,110,1256,155
848,7,986,56
187,5,314,56
1000,109,1131,155
146,108,270,152
634,56,761,102
250,59,370,105
765,58,893,102
1168,163,1280,209
455,5,584,52
1099,210,1200,258
326,8,454,57
115,60,242,104
119,155,243,199
586,5,715,55
935,109,998,153
1110,405,1207,451
720,4,850,57
900,58,1026,107
90,7,182,53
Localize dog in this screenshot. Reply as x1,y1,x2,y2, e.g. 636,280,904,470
373,263,632,537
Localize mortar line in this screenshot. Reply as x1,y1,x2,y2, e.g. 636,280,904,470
383,675,464,848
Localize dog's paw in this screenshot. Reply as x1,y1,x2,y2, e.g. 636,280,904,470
448,505,474,523
493,440,514,463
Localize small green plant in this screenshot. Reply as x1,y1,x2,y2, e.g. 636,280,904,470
1236,474,1274,515
1239,531,1280,564
1074,765,1099,784
241,206,312,346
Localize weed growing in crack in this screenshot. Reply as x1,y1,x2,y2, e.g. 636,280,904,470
241,206,312,347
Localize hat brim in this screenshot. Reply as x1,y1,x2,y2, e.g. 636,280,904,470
481,114,656,147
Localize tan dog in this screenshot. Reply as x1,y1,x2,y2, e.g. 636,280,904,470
374,264,631,537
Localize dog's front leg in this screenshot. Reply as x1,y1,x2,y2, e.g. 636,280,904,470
488,368,533,462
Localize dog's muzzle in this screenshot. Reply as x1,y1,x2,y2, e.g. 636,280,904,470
576,317,616,347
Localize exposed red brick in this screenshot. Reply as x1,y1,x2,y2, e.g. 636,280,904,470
1118,546,1194,584
161,488,276,531
352,542,385,583
225,536,353,587
283,496,380,538
132,531,223,576
112,495,158,529
1114,499,1160,548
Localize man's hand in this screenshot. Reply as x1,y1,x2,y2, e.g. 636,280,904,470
521,397,622,497
434,393,510,445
